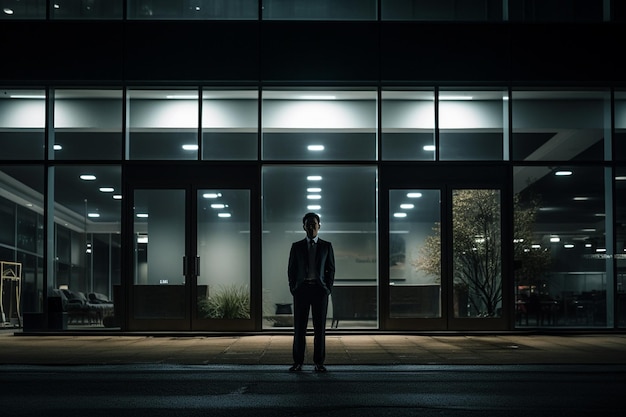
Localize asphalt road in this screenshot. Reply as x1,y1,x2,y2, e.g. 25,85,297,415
1,364,624,417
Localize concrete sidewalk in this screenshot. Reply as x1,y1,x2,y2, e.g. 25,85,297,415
1,332,625,366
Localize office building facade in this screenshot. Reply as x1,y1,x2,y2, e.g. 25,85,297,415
1,0,625,332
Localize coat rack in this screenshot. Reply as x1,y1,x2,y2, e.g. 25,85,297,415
1,261,22,327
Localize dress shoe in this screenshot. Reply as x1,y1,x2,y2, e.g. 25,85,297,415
289,363,303,372
314,364,327,373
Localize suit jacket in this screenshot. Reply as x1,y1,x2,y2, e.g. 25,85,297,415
288,238,335,295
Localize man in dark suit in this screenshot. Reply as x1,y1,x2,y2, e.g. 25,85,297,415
288,212,335,372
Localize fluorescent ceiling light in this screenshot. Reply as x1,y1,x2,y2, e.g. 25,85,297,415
555,170,573,176
218,213,231,218
573,197,589,201
406,192,422,198
307,176,322,181
616,176,626,181
596,248,606,252
581,228,596,232
113,195,122,200
53,144,62,151
307,145,325,151
531,244,541,249
393,212,407,218
136,213,149,218
300,95,336,100
307,205,321,210
211,204,226,209
4,8,14,14
137,236,148,244
80,174,96,181
10,94,44,99
585,243,592,248
564,244,574,249
307,195,321,200
307,188,322,193
166,95,197,99
182,144,198,151
99,187,114,193
203,193,222,198
400,204,415,209
423,145,436,151
439,95,473,100
550,237,560,242
87,213,100,218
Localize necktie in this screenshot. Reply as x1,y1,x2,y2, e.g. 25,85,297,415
308,240,316,279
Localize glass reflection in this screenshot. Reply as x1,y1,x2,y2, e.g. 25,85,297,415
0,90,45,160
389,189,441,318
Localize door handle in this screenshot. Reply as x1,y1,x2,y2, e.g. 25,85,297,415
194,256,200,276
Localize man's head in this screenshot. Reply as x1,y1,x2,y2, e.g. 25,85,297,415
302,212,321,239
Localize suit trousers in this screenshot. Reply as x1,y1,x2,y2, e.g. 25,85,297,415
292,283,329,365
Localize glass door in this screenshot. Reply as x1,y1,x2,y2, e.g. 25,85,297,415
125,165,256,331
382,165,510,331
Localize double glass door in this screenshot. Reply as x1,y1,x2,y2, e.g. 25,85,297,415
382,165,511,331
126,165,256,331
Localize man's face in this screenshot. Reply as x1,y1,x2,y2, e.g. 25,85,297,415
303,217,320,239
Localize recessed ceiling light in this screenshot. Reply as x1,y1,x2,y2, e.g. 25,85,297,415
307,195,321,200
218,213,231,218
166,95,197,99
4,8,14,14
307,188,322,193
307,176,322,181
406,192,422,198
400,204,415,209
136,213,149,218
203,193,222,199
585,243,592,248
564,244,574,248
393,212,407,218
616,176,626,181
113,195,122,200
53,144,62,151
573,197,589,201
182,144,198,151
80,174,96,181
99,187,114,193
531,244,541,249
87,213,100,218
307,145,325,151
423,145,436,151
555,170,572,176
596,248,606,252
550,237,560,242
307,205,321,210
439,95,473,100
211,204,226,209
10,94,45,99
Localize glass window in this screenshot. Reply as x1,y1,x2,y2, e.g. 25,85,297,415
508,0,605,22
53,89,123,160
262,0,376,20
0,89,45,160
382,0,503,21
51,0,123,19
614,92,626,162
382,89,435,161
128,0,258,20
202,89,258,160
438,89,507,161
128,89,199,160
262,89,377,161
262,165,378,329
389,189,441,318
514,165,610,327
512,90,609,162
0,0,46,19
53,165,121,327
0,165,45,315
617,170,626,327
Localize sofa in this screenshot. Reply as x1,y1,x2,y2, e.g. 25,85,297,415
50,289,114,325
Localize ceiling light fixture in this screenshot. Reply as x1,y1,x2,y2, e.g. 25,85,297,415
555,170,573,176
203,193,222,199
573,197,589,201
307,176,322,181
211,204,226,209
393,212,407,218
136,213,149,218
300,95,336,100
182,144,198,151
3,8,14,14
400,204,415,209
423,145,436,151
550,236,560,242
99,187,114,193
53,144,62,151
406,192,422,198
87,213,100,218
218,213,231,218
307,195,321,200
166,95,197,99
307,187,322,193
307,145,325,151
80,174,96,181
9,94,45,99
438,95,473,100
307,205,321,210
113,195,122,200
